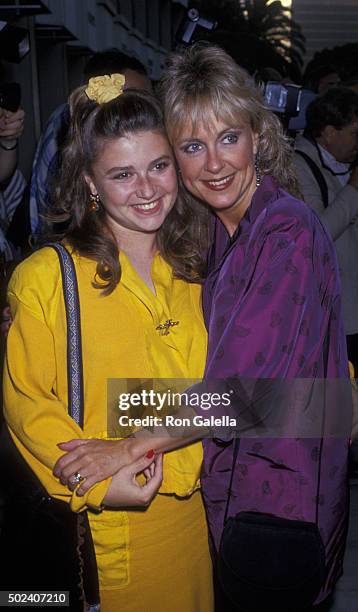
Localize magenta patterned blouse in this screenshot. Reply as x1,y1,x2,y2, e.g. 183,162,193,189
201,175,350,603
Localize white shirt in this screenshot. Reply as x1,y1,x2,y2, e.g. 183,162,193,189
318,144,351,187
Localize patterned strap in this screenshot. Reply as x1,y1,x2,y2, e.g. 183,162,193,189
45,244,98,606
46,243,84,428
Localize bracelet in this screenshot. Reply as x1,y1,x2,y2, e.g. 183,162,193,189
0,139,18,151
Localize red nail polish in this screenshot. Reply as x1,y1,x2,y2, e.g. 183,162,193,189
146,449,155,459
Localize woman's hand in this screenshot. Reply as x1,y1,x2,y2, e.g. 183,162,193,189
103,453,163,508
53,437,150,495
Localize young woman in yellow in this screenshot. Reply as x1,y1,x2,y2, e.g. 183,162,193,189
3,79,213,611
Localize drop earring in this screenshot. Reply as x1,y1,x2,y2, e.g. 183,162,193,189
255,152,261,187
89,193,100,212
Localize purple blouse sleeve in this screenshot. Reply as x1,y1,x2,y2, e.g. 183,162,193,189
205,201,346,381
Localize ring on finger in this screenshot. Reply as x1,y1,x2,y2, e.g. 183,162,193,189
72,472,85,485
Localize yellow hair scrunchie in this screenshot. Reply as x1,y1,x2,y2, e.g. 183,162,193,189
85,73,126,104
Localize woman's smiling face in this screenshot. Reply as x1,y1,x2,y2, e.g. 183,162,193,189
85,129,178,239
173,112,259,229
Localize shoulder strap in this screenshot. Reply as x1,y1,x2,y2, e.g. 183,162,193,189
46,243,84,428
46,244,99,607
295,150,329,210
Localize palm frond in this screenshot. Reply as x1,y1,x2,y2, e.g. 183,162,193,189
188,0,306,80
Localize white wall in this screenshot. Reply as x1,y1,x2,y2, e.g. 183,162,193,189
292,0,358,63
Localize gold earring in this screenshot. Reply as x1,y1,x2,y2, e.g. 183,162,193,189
89,193,100,212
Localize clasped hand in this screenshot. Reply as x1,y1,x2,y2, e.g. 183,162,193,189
53,437,162,508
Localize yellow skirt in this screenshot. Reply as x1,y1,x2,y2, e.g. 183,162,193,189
100,490,214,612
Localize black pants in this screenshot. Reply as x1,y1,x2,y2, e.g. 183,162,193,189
215,577,333,612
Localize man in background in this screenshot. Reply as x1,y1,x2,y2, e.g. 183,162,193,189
294,87,358,369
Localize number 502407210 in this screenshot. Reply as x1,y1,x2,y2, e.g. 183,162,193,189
0,591,68,606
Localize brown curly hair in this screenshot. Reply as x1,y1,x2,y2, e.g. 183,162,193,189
51,87,210,293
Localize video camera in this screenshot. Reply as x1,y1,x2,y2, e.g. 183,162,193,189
176,8,217,45
0,82,21,112
264,82,316,131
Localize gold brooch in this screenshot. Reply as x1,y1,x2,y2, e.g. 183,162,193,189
156,319,180,336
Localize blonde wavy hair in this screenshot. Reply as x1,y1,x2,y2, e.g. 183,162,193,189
158,42,300,197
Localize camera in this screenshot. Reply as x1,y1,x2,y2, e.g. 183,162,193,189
264,82,316,131
0,82,21,112
176,8,217,45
